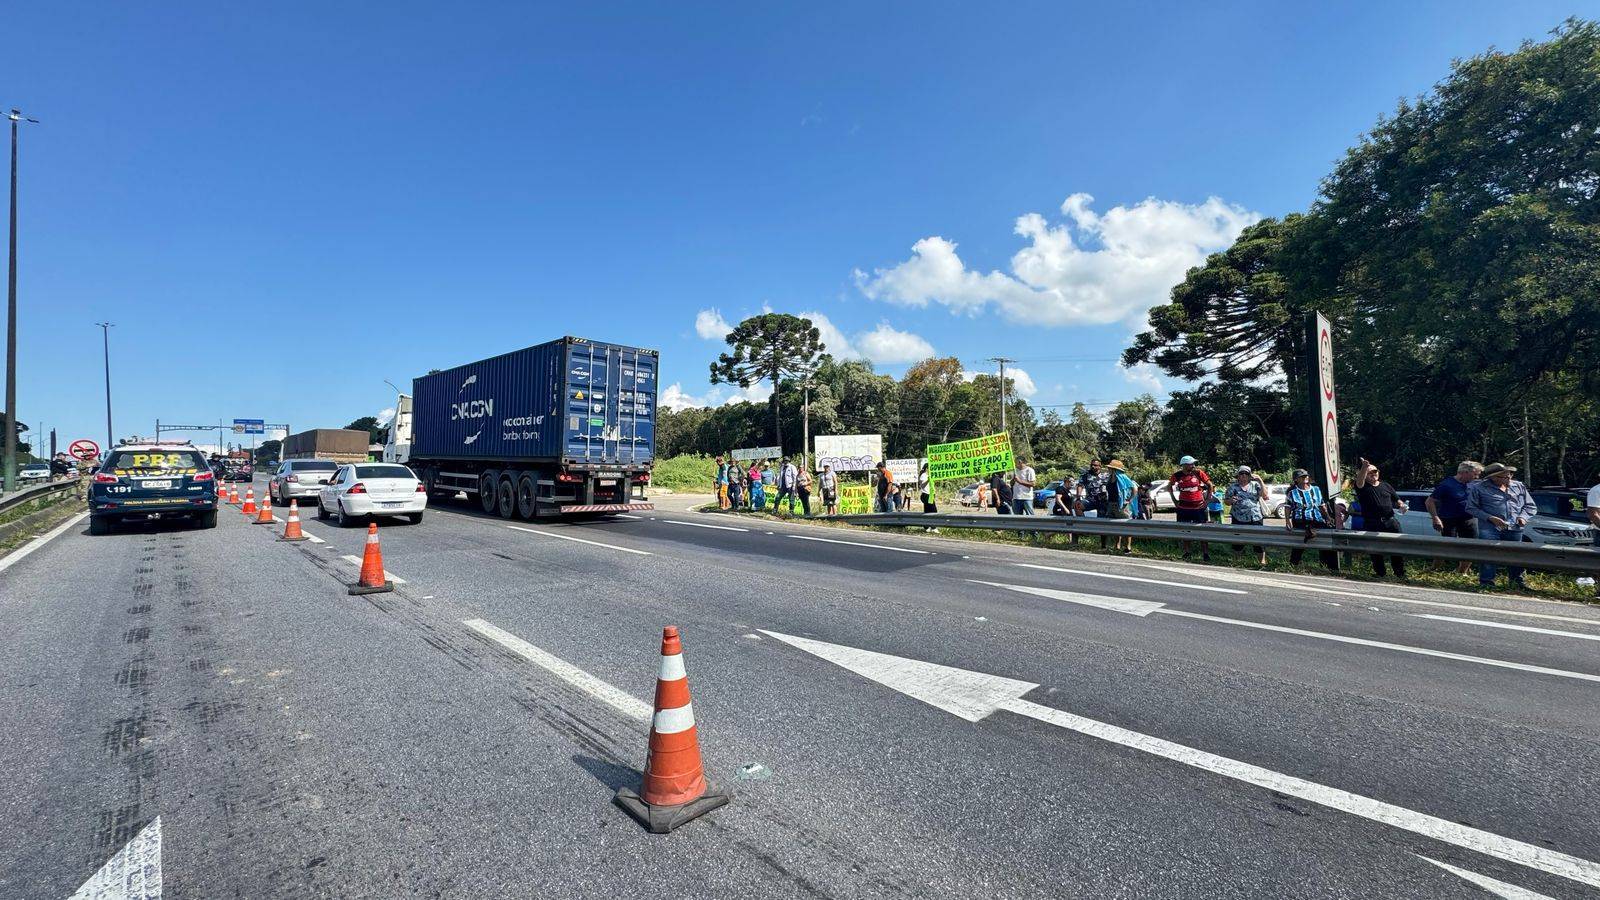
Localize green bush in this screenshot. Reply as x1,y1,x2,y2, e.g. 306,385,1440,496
651,454,719,492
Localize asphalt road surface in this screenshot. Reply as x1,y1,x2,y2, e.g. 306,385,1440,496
4,479,1599,898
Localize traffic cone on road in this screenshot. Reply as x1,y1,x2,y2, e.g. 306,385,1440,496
228,485,240,504
347,522,393,594
280,500,308,542
254,491,274,524
614,626,728,833
241,487,257,515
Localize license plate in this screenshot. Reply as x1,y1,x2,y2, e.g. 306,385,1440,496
378,501,405,508
141,480,173,489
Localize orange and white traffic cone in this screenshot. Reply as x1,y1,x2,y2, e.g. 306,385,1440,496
254,490,274,524
241,487,257,515
348,522,393,594
614,626,728,833
280,500,308,542
228,485,240,504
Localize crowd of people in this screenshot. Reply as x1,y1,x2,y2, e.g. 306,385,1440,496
712,455,937,517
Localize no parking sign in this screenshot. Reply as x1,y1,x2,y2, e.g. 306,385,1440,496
69,438,100,462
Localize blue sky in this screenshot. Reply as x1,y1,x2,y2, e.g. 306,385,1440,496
1,1,1579,452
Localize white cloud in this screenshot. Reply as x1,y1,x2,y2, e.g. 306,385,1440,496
961,366,1038,399
855,322,935,364
376,408,396,426
661,381,774,411
695,308,732,341
662,383,708,410
1121,363,1165,395
800,310,859,360
855,193,1259,326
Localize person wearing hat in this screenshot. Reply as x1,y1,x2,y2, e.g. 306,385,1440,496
1284,468,1339,571
1166,455,1214,561
1466,462,1537,590
1103,459,1137,552
1224,465,1269,565
1354,457,1409,580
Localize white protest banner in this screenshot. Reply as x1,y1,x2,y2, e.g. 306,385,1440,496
885,458,925,486
730,446,782,461
814,434,883,473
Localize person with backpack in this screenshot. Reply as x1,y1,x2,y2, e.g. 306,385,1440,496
1284,468,1339,570
1104,460,1137,552
1165,455,1214,561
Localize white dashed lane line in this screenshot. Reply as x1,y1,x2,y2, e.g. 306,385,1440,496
661,519,749,532
786,533,931,555
505,525,652,556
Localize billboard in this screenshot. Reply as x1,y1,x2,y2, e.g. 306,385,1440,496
814,434,882,472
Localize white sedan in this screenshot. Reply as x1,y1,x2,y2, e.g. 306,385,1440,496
317,462,427,526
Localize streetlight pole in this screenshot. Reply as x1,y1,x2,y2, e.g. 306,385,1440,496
98,322,114,450
3,109,38,493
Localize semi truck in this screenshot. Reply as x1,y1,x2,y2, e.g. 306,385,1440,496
384,336,657,518
283,428,370,464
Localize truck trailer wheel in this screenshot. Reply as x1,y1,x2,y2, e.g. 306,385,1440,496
479,471,500,515
516,473,539,519
496,474,518,519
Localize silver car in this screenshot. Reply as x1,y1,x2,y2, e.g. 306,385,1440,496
270,459,340,505
1392,490,1594,547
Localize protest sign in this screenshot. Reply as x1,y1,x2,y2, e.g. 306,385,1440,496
836,484,873,514
814,434,882,472
730,446,782,461
926,432,1014,483
885,458,925,486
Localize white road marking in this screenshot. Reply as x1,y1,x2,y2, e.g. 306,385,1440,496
1156,608,1600,684
1123,561,1600,626
1417,856,1553,899
70,814,161,899
662,519,749,532
764,632,1600,891
1410,614,1600,643
0,511,89,576
463,619,652,723
1012,562,1247,595
613,514,643,520
304,533,326,544
340,555,407,584
787,533,931,555
506,524,652,555
968,580,1166,617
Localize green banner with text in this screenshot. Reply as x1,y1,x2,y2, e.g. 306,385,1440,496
926,431,1014,484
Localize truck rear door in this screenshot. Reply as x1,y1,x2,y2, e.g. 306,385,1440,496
563,342,656,466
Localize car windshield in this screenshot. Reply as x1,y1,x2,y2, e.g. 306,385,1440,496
292,461,339,472
22,464,46,471
105,450,209,475
1533,493,1583,519
355,464,414,479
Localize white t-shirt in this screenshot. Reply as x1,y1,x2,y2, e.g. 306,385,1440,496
1012,466,1036,500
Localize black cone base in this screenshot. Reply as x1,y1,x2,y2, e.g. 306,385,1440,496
614,786,730,834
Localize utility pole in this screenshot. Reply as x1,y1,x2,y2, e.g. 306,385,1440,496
801,377,811,472
988,357,1015,432
98,322,114,449
3,109,38,493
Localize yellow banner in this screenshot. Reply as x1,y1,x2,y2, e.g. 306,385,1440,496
926,431,1014,483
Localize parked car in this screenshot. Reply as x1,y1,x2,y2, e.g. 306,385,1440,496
88,441,218,534
270,459,340,505
18,463,50,484
956,483,982,507
1145,479,1174,512
1033,479,1068,510
1391,490,1594,547
1262,483,1290,519
318,462,427,526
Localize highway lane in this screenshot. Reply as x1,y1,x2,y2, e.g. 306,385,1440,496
2,482,1597,897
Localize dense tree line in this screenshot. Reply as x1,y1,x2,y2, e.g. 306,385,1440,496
1126,19,1600,488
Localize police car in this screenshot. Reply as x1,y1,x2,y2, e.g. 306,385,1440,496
89,439,219,534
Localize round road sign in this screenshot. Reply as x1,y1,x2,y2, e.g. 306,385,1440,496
1319,326,1335,402
1323,411,1341,490
69,438,100,461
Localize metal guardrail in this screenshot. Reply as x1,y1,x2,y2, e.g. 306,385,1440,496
827,512,1600,575
0,478,81,516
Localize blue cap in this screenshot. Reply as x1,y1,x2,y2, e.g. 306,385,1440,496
1179,455,1197,465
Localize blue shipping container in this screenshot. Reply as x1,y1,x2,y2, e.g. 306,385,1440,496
410,337,657,466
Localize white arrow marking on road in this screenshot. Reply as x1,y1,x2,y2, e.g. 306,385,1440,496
663,519,750,532
967,580,1167,616
1416,856,1554,899
1409,614,1600,643
786,534,931,555
70,815,161,899
1011,562,1247,595
762,631,1600,890
340,555,407,584
978,581,1600,684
